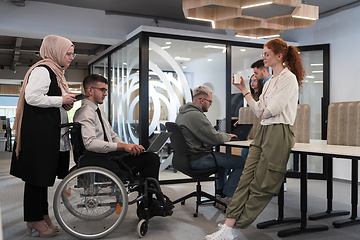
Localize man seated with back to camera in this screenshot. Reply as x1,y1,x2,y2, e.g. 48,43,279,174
175,85,246,209
73,74,160,181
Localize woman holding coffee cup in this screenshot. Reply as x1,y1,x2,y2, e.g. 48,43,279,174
206,38,304,240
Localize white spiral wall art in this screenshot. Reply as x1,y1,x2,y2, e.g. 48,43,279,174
111,40,192,144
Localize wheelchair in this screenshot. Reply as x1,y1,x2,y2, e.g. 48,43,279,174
53,123,173,239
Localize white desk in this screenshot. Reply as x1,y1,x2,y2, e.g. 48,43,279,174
224,140,360,158
223,140,360,236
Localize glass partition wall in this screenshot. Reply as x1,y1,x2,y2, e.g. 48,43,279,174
109,39,140,144
91,57,109,115
287,44,330,179
89,31,330,183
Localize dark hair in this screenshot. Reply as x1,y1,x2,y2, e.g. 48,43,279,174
264,38,305,86
251,59,269,72
249,74,263,96
83,74,108,90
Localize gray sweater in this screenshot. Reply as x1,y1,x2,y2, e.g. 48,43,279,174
175,102,231,157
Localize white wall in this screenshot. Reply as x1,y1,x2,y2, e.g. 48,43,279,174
185,52,226,126
281,6,360,181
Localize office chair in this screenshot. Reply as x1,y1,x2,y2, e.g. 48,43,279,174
165,122,227,217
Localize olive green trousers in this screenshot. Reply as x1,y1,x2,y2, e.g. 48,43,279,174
226,124,295,229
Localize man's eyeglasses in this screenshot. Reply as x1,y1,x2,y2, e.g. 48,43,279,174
91,87,108,93
66,53,76,59
200,98,213,104
250,80,257,83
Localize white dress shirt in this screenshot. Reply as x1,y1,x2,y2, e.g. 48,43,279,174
248,67,299,126
24,66,71,151
73,99,123,153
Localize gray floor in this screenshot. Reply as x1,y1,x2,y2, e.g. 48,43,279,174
1,150,360,240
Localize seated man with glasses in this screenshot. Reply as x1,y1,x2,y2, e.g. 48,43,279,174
73,74,160,180
175,85,246,209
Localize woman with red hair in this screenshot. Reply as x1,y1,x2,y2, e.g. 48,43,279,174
206,38,304,240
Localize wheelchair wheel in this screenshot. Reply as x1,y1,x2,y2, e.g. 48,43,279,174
137,219,148,238
54,166,128,239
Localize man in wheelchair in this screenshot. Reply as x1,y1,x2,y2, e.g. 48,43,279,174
71,74,173,232
74,74,159,181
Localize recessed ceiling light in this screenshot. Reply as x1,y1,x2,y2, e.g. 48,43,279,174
182,66,187,69
166,42,171,45
242,2,273,9
207,59,212,62
204,45,225,50
292,15,317,21
310,63,323,66
186,17,215,28
162,46,170,49
312,70,323,73
256,35,280,39
235,35,256,39
240,49,246,52
175,56,191,61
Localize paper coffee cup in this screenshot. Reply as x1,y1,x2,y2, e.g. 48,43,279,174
234,74,242,84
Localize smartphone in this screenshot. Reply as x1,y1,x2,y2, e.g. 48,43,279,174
75,94,89,101
234,73,242,84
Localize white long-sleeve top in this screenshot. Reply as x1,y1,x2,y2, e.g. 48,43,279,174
24,66,71,151
248,67,299,126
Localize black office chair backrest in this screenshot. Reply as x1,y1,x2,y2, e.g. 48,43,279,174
165,122,219,179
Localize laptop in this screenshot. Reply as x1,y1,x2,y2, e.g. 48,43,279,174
145,131,172,153
230,124,253,141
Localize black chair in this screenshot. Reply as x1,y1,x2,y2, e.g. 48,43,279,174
165,122,227,217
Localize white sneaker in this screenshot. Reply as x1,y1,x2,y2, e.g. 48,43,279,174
205,224,238,240
205,224,224,239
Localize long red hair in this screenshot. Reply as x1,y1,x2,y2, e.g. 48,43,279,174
264,38,305,86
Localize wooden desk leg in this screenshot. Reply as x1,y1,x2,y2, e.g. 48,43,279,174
277,154,328,237
309,156,350,220
257,178,301,229
333,159,360,228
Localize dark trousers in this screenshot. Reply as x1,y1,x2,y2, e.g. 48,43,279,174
24,182,48,222
122,152,160,180
81,152,160,180
57,151,70,179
